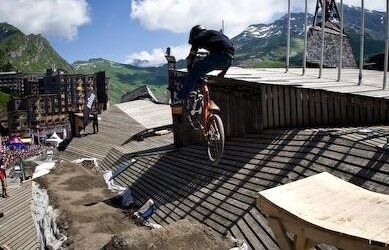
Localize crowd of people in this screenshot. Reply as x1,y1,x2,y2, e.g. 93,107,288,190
0,143,46,198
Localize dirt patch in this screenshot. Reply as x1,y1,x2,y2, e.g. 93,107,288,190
38,160,235,250
38,161,137,249
103,219,235,250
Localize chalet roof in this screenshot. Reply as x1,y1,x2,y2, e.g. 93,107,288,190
120,85,160,103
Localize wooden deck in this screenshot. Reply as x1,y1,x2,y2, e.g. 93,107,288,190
60,103,162,163
100,127,389,250
0,183,40,250
172,67,389,147
219,67,389,98
116,100,172,129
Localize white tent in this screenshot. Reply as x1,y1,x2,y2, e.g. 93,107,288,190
45,132,63,147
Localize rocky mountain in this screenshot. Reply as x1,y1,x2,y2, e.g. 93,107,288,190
73,58,169,103
232,5,386,67
0,22,73,72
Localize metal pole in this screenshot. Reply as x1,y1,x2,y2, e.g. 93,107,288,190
384,0,389,89
286,0,291,73
222,20,225,34
337,0,344,82
358,0,365,85
319,0,326,78
303,0,308,76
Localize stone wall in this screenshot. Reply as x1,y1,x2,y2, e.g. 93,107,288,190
307,28,356,68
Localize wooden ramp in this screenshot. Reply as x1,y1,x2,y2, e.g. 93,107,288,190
100,128,389,250
60,104,149,163
116,100,172,129
0,183,40,250
257,172,389,250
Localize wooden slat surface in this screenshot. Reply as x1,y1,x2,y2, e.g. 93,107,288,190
60,103,157,163
258,172,389,245
0,183,39,250
216,68,389,98
116,100,172,129
101,127,389,250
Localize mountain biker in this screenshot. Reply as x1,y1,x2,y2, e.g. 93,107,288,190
175,25,235,102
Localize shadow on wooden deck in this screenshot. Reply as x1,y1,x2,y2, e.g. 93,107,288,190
102,129,389,250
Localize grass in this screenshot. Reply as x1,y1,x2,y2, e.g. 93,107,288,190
74,59,168,103
0,91,11,112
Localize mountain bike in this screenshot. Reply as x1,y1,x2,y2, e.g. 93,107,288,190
186,77,225,164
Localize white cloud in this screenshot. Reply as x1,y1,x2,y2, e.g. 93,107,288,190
346,0,385,11
0,0,90,40
130,0,386,38
125,44,190,67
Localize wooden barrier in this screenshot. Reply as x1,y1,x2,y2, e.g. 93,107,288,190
170,74,389,147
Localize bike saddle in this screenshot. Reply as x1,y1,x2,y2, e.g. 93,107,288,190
208,100,220,112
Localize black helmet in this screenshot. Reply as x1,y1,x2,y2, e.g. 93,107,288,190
189,25,206,44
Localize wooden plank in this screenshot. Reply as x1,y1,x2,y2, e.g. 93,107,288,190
340,94,347,125
380,100,387,122
273,86,280,128
346,95,354,125
290,87,297,127
267,86,274,129
279,86,286,128
309,90,316,126
334,94,341,124
267,217,293,250
360,98,368,124
373,99,381,123
314,91,322,126
366,99,373,124
321,92,329,126
302,89,310,127
296,89,303,127
260,85,267,130
284,86,292,127
327,93,335,125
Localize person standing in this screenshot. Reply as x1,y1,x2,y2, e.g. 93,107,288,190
0,159,8,198
92,112,99,134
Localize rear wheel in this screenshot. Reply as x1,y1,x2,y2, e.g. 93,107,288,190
206,114,225,164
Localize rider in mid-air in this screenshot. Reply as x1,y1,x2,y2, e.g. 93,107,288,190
176,25,235,102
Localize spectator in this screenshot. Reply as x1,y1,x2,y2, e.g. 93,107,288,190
92,113,99,134
0,159,8,198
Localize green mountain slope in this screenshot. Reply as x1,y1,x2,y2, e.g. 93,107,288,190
0,22,73,73
73,58,168,103
232,5,386,67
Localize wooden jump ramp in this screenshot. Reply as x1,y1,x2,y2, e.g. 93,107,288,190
258,172,389,250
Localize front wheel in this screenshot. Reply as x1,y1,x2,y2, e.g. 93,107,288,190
206,114,225,164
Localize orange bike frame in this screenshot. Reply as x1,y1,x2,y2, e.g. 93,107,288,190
200,82,211,138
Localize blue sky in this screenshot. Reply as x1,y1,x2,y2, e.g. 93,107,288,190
0,0,386,66
48,0,186,63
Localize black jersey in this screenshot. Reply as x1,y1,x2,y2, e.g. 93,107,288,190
190,30,235,54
